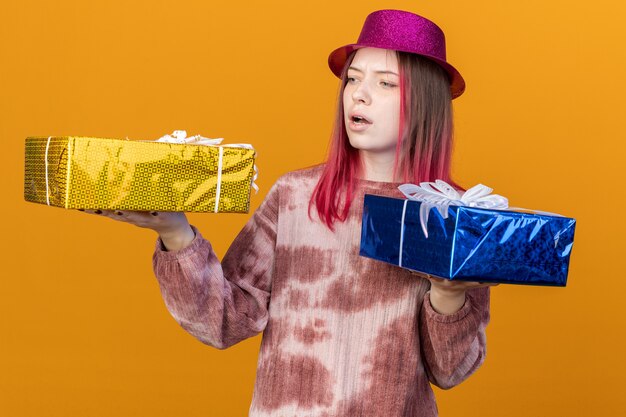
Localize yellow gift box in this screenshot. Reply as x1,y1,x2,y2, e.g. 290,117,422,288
24,132,257,212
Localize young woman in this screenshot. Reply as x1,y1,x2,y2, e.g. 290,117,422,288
84,9,497,417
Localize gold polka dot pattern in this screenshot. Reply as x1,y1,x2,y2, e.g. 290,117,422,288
24,136,256,212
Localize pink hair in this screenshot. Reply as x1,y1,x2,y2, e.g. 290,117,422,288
308,49,464,231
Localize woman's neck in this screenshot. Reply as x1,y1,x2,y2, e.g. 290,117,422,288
358,150,397,182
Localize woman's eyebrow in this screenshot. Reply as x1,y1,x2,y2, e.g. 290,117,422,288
348,66,399,76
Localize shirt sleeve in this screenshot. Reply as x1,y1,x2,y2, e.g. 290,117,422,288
151,180,280,349
418,286,490,389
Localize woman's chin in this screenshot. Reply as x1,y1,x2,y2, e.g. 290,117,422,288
348,136,396,153
350,142,395,155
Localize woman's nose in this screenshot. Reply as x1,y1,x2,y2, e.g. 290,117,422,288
352,82,371,105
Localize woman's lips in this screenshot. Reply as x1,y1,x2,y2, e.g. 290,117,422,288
348,119,372,131
347,115,373,132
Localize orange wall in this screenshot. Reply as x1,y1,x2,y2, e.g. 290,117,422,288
1,1,625,416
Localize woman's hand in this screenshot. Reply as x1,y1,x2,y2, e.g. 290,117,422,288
79,209,195,251
411,271,499,315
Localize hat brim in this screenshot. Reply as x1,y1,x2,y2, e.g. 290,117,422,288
328,44,465,99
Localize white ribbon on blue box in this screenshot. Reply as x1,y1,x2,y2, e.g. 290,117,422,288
359,180,576,286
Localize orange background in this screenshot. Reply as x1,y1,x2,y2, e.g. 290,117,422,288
2,1,625,416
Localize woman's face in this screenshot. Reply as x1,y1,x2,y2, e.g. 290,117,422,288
343,47,401,158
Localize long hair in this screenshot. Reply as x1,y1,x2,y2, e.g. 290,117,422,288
308,49,463,231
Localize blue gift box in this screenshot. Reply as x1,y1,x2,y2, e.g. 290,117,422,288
359,194,576,286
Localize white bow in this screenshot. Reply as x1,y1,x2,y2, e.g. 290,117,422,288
398,180,509,238
155,129,225,146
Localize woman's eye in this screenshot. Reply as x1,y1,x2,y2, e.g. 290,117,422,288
347,77,357,83
381,81,397,88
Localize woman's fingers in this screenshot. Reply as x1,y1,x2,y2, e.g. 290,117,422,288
80,209,106,216
78,209,157,226
75,209,189,235
409,270,499,289
452,281,500,289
